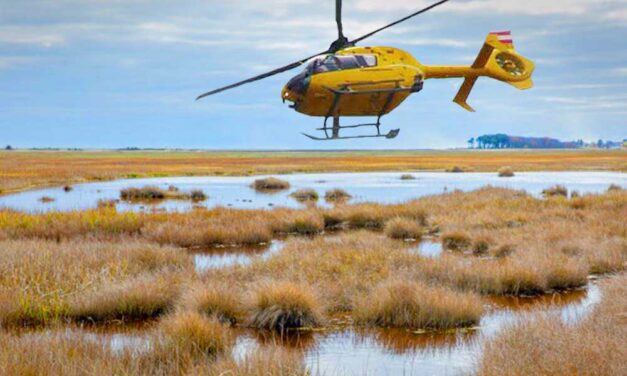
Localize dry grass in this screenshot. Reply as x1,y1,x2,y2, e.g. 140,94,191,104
355,280,483,329
249,282,322,332
384,217,423,240
0,239,192,327
477,275,627,376
289,188,319,202
1,187,625,331
497,166,515,177
252,177,290,191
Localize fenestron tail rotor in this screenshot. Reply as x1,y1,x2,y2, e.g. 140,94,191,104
196,0,450,100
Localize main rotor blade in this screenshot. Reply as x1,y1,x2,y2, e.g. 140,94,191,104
350,0,450,45
336,0,344,40
196,51,325,100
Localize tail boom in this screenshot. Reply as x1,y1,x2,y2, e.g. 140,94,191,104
421,31,535,112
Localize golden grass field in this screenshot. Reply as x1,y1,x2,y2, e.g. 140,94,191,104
0,150,625,375
1,149,625,194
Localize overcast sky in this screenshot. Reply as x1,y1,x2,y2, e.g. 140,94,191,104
1,0,626,149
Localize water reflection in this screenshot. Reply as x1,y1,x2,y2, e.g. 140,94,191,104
191,240,284,272
234,284,601,376
1,172,624,213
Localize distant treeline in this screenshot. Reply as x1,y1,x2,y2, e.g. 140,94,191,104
467,134,625,149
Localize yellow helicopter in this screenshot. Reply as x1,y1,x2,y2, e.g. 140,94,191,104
197,0,535,140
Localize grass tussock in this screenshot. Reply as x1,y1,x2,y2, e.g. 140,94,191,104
542,184,568,197
179,283,244,325
442,231,472,251
607,183,622,192
355,280,483,329
324,188,352,202
97,198,117,209
289,188,319,202
477,275,627,376
67,271,184,323
446,166,465,173
497,166,515,177
158,311,233,358
251,177,290,192
384,217,423,240
249,282,321,332
190,189,207,201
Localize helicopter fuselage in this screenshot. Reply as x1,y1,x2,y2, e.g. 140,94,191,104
282,46,423,117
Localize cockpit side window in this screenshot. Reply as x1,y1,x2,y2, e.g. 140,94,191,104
313,56,340,74
356,55,377,67
306,54,378,75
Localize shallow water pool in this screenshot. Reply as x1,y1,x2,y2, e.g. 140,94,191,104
1,171,624,213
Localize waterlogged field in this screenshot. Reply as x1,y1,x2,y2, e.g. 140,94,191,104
1,149,625,195
0,151,626,375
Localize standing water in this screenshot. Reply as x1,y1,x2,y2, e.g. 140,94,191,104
0,171,624,213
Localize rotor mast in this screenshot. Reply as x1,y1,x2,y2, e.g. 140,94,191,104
329,0,352,52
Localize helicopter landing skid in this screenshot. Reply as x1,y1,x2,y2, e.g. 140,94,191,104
302,116,399,141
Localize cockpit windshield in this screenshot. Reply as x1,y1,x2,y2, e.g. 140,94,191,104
305,54,377,74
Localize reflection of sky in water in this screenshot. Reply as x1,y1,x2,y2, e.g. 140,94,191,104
1,171,624,213
410,240,443,258
192,240,284,272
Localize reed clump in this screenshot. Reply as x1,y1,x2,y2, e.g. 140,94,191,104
384,217,423,240
289,188,319,202
251,177,290,192
497,166,514,177
249,282,321,332
355,280,483,329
